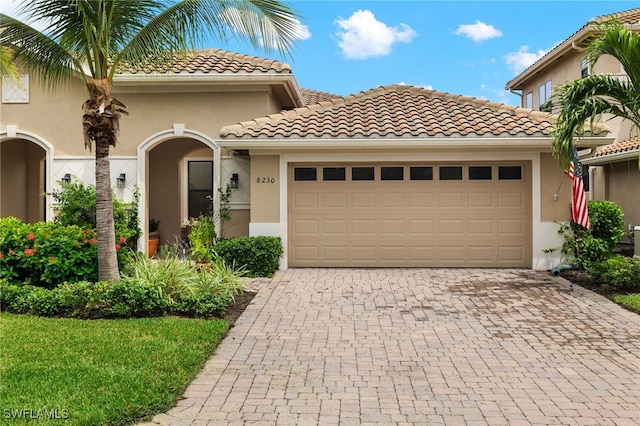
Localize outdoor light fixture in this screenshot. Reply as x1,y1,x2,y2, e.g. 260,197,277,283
116,173,126,189
229,173,239,189
61,173,71,185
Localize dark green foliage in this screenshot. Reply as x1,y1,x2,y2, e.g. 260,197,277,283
171,293,233,318
0,279,167,319
214,236,283,277
586,255,640,292
587,200,626,251
556,200,626,267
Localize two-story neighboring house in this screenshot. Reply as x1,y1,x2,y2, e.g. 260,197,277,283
505,8,640,248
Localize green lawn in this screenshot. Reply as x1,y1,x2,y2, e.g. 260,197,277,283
614,293,640,314
0,313,228,425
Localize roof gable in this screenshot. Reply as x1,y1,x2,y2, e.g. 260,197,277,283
221,84,565,139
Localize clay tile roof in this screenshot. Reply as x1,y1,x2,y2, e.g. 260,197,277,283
593,135,640,157
300,88,340,105
591,7,640,24
221,84,582,139
116,48,291,75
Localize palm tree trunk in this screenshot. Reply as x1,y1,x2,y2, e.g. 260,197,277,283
84,79,123,282
95,138,119,281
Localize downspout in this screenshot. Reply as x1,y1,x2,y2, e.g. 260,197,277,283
551,262,578,276
508,88,523,106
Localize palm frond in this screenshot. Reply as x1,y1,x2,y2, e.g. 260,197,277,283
112,0,300,78
552,20,640,170
0,46,19,80
0,13,85,90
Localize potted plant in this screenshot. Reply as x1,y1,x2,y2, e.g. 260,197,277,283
148,218,161,257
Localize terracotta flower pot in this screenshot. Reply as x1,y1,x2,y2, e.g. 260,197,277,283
148,237,160,258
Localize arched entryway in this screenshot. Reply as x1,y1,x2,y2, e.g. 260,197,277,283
137,128,220,254
0,131,53,222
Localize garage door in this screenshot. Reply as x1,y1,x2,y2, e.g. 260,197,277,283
288,162,531,267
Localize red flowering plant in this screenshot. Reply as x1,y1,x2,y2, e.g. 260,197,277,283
0,217,100,287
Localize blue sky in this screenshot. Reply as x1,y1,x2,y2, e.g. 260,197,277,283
225,0,639,106
3,1,639,106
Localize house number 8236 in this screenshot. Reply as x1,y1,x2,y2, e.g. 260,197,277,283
257,177,275,183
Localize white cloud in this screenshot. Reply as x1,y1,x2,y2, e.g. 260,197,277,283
0,0,55,33
334,10,416,60
455,21,502,43
505,45,548,75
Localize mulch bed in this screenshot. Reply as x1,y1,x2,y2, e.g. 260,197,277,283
223,291,257,325
559,268,625,299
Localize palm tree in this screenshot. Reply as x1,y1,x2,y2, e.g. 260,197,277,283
552,21,640,171
1,0,300,281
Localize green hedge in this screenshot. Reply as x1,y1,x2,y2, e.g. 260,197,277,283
586,255,640,292
214,236,283,278
0,279,167,319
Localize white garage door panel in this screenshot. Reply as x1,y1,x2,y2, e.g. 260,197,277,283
289,163,531,267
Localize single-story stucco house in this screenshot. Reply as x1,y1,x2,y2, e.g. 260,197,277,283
1,49,612,270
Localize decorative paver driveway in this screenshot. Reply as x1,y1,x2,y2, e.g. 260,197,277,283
143,268,640,425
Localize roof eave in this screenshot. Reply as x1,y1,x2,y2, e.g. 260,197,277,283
113,72,305,107
218,137,561,150
583,148,640,164
218,134,614,150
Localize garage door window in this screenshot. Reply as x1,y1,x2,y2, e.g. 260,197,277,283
469,166,492,180
439,166,463,180
352,167,375,181
323,167,346,181
294,167,317,181
381,166,404,180
498,166,522,180
410,166,433,180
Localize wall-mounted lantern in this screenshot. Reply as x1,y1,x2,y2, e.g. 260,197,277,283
229,173,239,189
116,173,126,189
61,173,71,185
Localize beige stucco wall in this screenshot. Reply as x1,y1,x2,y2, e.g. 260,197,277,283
222,209,250,238
516,51,620,112
249,155,279,223
605,160,640,234
1,75,280,155
539,153,572,222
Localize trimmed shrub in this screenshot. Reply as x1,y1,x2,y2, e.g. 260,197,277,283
214,236,283,278
586,255,640,292
171,292,233,318
0,279,167,319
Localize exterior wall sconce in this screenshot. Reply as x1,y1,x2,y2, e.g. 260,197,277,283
61,173,71,185
229,173,239,189
116,173,126,189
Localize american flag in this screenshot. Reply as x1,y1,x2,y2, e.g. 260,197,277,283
567,147,590,229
